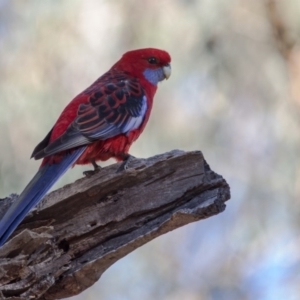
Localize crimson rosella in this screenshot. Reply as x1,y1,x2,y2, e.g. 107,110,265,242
0,48,171,246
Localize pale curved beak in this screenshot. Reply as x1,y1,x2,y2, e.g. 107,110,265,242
163,64,171,80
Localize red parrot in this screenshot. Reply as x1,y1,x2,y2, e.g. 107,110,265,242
0,48,171,246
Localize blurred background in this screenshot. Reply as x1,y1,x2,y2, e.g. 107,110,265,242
1,0,300,299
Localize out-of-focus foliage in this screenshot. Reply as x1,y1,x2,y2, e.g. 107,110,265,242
1,0,300,299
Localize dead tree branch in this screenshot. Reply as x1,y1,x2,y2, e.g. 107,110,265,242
0,150,230,300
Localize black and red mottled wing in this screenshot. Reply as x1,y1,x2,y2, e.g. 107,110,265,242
33,71,147,160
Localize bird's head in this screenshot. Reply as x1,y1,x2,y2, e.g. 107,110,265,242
113,48,171,85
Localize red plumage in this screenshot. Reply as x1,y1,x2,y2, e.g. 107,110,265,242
0,48,171,246
36,48,171,167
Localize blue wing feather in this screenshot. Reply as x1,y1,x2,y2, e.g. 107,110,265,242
33,72,147,160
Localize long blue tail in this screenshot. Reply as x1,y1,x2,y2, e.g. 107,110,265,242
0,148,86,246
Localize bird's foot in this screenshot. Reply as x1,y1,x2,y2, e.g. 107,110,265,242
83,160,102,178
117,154,136,173
83,168,101,178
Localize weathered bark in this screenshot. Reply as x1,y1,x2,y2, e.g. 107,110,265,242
0,150,230,300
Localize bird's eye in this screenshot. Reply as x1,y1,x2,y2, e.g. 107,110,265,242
147,57,158,64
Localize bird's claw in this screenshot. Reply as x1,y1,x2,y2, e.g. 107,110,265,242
83,169,100,178
83,160,101,178
117,154,136,173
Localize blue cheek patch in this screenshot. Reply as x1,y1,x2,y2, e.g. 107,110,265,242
143,68,164,85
